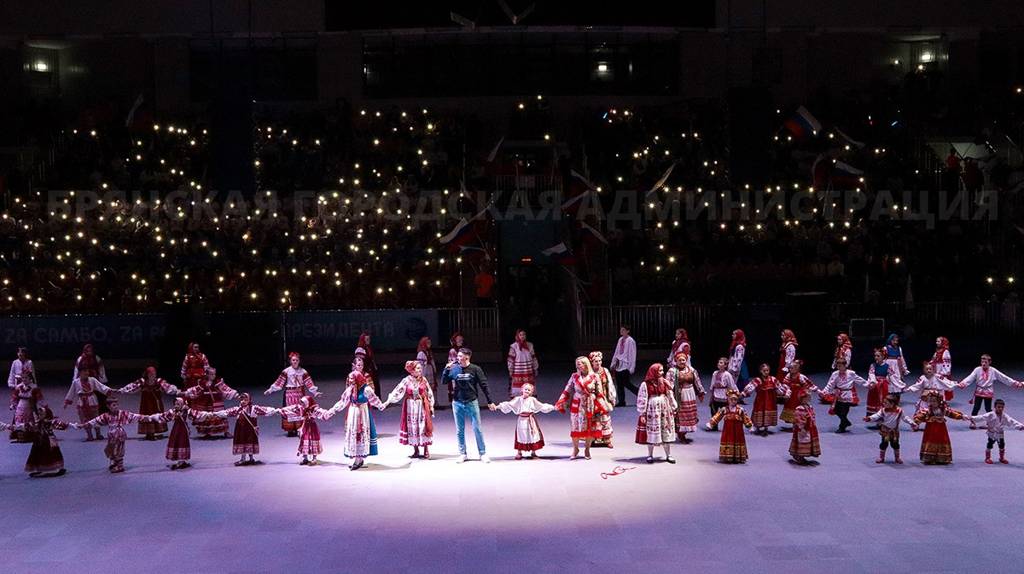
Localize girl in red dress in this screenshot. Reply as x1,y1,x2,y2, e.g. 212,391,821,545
705,390,753,463
789,392,821,465
742,363,788,435
912,393,965,465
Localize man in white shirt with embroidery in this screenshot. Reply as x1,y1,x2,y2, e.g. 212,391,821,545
609,325,637,407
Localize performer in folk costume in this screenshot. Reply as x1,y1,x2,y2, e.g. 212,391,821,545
10,372,44,443
863,394,915,464
180,367,238,438
555,356,606,460
446,332,465,404
727,329,748,385
780,360,815,429
277,396,340,467
354,331,380,395
667,352,704,443
149,398,221,470
73,343,109,415
329,371,385,470
912,393,965,465
957,354,1022,425
866,348,896,420
964,398,1024,465
883,334,910,390
777,329,798,381
742,363,789,435
382,361,436,459
705,390,753,463
180,342,210,389
495,382,556,459
817,357,871,433
635,363,678,464
823,333,854,404
264,352,321,437
789,392,821,465
211,393,279,466
667,328,692,366
116,366,181,440
931,337,953,401
706,358,739,428
610,325,638,407
416,337,442,408
8,347,33,388
507,329,539,398
74,395,153,473
904,361,958,417
64,371,115,441
19,405,73,477
589,351,617,447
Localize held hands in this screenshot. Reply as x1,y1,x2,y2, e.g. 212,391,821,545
263,389,273,396
862,417,871,422
487,403,497,411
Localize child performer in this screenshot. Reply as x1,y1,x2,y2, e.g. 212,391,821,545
727,329,747,385
865,348,896,420
21,405,73,477
912,393,965,465
956,354,1022,425
180,367,238,439
74,395,151,473
823,333,853,404
931,337,953,401
789,392,821,465
883,333,910,390
863,394,915,464
705,390,753,463
150,398,221,470
964,398,1024,464
211,393,280,466
742,363,788,435
507,329,539,398
555,356,606,460
904,362,958,416
382,361,435,459
494,382,556,459
780,360,815,429
589,351,617,447
278,396,340,467
706,358,738,429
668,352,704,443
329,371,385,470
264,352,321,437
817,357,871,433
64,371,115,441
635,364,678,464
116,366,181,440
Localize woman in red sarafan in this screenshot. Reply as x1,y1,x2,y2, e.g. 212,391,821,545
635,363,678,464
555,356,605,460
115,365,181,440
382,361,435,459
180,342,209,389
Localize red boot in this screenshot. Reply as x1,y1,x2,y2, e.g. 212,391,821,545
1000,449,1009,464
985,449,993,464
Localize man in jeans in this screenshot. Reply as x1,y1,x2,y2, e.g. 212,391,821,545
442,348,496,463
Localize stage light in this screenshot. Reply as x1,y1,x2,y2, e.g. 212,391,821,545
31,60,49,72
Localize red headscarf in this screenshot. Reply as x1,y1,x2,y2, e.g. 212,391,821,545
416,337,431,353
781,329,798,350
288,351,301,361
404,360,419,375
643,363,668,395
356,332,374,363
730,329,746,352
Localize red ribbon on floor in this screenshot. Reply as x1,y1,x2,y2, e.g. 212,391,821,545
600,465,636,480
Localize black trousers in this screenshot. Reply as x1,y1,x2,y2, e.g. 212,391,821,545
987,437,1006,450
973,396,993,416
834,401,853,429
879,437,901,450
614,370,638,406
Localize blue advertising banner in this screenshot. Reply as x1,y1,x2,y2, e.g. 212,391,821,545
284,310,438,353
1,314,167,361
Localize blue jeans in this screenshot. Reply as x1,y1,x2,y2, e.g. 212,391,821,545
453,400,486,455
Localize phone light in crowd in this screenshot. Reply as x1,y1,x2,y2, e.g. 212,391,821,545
32,60,49,72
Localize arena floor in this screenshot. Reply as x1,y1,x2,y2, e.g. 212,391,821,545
5,364,1024,573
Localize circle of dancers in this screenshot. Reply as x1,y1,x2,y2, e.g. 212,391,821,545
5,326,1024,478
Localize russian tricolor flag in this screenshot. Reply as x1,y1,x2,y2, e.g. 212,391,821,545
783,106,821,140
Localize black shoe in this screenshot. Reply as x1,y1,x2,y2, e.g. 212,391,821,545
666,457,676,464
